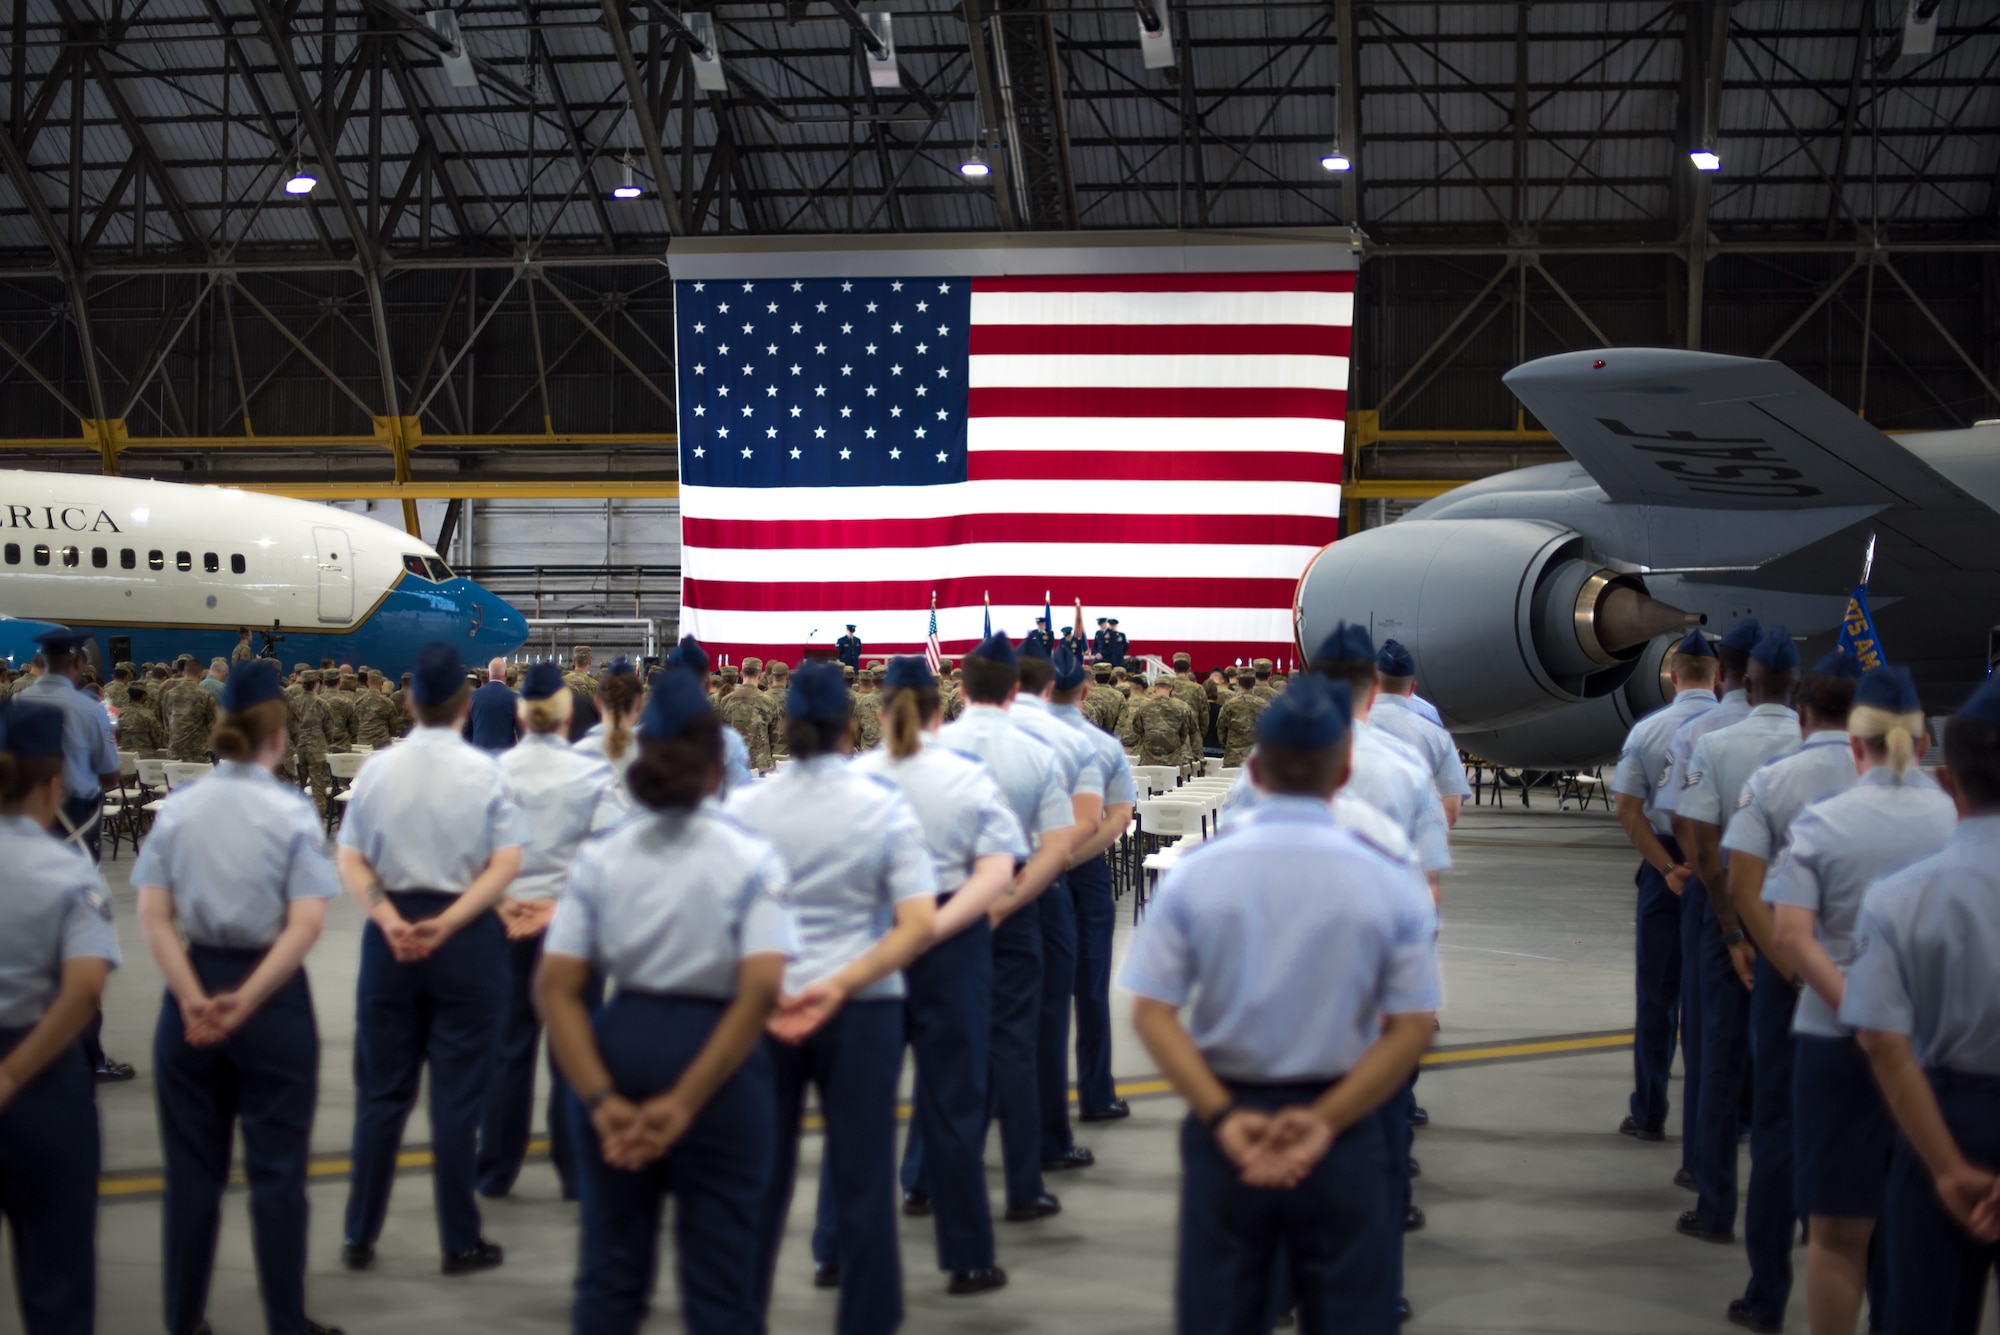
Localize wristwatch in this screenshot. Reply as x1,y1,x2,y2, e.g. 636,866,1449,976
582,1086,616,1112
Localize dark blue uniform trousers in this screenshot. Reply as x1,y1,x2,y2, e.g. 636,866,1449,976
821,917,997,1275
1266,1081,1412,1323
0,1030,97,1335
756,999,905,1335
1883,1070,2000,1335
1038,871,1079,1159
477,933,602,1201
1740,954,1797,1324
1181,1082,1397,1335
154,949,318,1335
1631,844,1683,1135
571,993,774,1335
1678,875,1707,1176
344,892,506,1256
1694,897,1753,1233
988,903,1047,1208
1070,853,1119,1115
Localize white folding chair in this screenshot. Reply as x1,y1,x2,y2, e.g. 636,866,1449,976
163,761,214,789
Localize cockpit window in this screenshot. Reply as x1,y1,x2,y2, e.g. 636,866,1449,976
424,557,454,582
402,555,432,581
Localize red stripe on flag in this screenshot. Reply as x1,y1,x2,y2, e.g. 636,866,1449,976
967,387,1345,419
682,575,1306,614
968,324,1352,357
968,450,1340,484
972,271,1356,293
681,513,1339,550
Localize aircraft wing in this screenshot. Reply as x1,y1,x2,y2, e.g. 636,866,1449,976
1503,349,1970,512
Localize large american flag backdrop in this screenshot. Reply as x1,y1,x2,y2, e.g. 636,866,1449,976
672,245,1351,666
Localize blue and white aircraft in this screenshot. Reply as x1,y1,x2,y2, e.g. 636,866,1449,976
0,469,526,671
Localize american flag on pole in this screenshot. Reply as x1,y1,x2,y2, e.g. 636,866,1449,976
924,596,943,674
672,244,1350,666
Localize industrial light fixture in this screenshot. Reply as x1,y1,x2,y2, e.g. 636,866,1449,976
1689,146,1721,172
612,153,643,199
959,145,991,178
283,157,317,194
1320,144,1351,173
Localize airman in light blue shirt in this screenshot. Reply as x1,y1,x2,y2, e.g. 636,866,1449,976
1612,687,1717,835
1370,693,1472,805
132,760,339,946
937,705,1074,844
18,671,119,801
0,812,119,1027
1722,731,1856,866
338,724,531,893
500,732,614,901
1221,724,1450,874
1047,698,1137,807
1676,704,1802,834
1011,694,1103,802
852,744,1028,892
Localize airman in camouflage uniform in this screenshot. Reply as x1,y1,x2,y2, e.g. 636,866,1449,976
1252,658,1280,703
766,661,791,757
232,629,256,663
354,671,397,747
164,662,218,762
117,682,167,756
1129,679,1192,766
1086,668,1124,734
1214,669,1269,766
288,671,332,815
851,665,884,752
564,646,598,702
740,658,782,756
105,664,134,711
1169,652,1207,717
718,672,776,773
321,674,357,751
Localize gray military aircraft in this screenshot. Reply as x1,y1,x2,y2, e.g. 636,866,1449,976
1295,347,2000,767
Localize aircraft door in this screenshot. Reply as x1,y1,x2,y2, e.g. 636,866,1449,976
313,527,353,623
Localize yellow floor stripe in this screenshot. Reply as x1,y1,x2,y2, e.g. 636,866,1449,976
96,1029,1634,1198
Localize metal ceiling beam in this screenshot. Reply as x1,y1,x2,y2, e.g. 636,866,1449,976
598,0,684,235
1333,0,1360,224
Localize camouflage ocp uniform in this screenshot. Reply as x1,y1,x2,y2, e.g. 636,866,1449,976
564,646,599,703
1252,659,1280,704
321,681,357,752
851,667,883,752
353,679,397,747
1214,684,1268,767
163,676,218,762
1129,692,1189,767
118,698,167,756
288,674,332,815
767,663,791,757
1087,679,1124,734
718,685,775,772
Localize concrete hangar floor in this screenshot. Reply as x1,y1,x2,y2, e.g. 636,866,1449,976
19,804,1998,1335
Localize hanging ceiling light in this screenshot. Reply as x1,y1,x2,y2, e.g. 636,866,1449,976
611,153,643,200
959,145,991,179
1320,144,1351,173
283,157,317,194
1689,146,1721,172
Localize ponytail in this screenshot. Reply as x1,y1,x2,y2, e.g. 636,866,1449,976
883,684,939,760
1850,703,1925,777
600,673,644,762
519,688,574,736
211,698,288,762
625,716,723,811
0,751,62,808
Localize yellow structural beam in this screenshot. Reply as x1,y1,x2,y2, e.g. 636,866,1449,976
0,424,677,451
1347,408,1556,448
232,480,682,501
1341,478,1466,500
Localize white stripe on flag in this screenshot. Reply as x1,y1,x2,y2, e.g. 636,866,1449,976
964,417,1344,453
968,290,1353,327
966,352,1350,391
680,604,1300,646
678,480,1341,521
682,542,1327,584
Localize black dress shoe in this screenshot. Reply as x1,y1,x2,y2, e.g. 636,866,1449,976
1408,1156,1421,1178
1397,1296,1412,1322
1620,1115,1666,1142
1079,1099,1130,1123
1674,1168,1698,1192
1727,1299,1782,1333
1041,1146,1095,1172
1003,1193,1061,1222
1676,1210,1734,1244
1403,1204,1425,1232
441,1239,504,1275
902,1190,932,1217
813,1264,840,1289
93,1059,136,1083
340,1242,375,1270
947,1266,1008,1295
1407,1105,1429,1127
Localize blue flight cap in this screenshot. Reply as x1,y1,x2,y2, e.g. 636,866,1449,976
1018,635,1052,663
1254,675,1353,750
1673,628,1717,659
1750,625,1800,672
1957,677,2000,727
221,659,284,712
1719,617,1763,653
606,656,637,678
883,656,935,691
1051,643,1089,691
1376,639,1416,677
1857,666,1922,714
520,662,566,700
28,626,91,656
1810,648,1865,681
639,668,713,739
665,635,710,677
787,661,850,723
1312,620,1375,664
410,642,468,706
968,632,1017,667
0,699,63,760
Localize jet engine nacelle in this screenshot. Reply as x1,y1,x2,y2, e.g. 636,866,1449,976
1450,632,1680,769
1294,518,1693,731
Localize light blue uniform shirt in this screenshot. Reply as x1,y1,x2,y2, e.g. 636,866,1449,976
1656,688,1749,817
1840,814,2000,1073
724,753,939,997
1406,695,1444,728
1370,693,1471,800
1611,688,1717,836
1722,731,1856,863
1766,768,1954,1038
337,725,532,894
0,814,119,1028
570,723,634,781
937,704,1075,843
500,732,614,900
132,761,338,947
1223,722,1449,873
1119,796,1440,1080
1011,695,1104,801
578,712,749,797
1675,704,1800,838
853,741,1029,894
1049,699,1137,806
18,676,119,800
546,806,797,996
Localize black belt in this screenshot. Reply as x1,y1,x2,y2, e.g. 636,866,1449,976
187,943,272,964
1928,1067,2000,1094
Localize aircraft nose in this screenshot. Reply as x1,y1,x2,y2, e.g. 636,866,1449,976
467,581,528,651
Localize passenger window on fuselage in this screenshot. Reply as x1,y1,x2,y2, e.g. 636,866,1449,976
61,546,78,568
149,550,164,570
33,544,49,566
231,554,246,575
176,551,191,572
3,543,17,565
121,548,136,569
91,547,107,569
204,552,219,573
